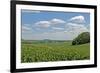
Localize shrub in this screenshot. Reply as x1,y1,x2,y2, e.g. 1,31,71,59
72,32,90,45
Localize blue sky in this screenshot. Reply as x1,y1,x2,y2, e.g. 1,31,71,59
21,10,90,40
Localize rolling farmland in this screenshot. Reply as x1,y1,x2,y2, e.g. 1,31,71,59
21,40,90,63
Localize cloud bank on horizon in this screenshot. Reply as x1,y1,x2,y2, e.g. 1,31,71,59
21,10,90,40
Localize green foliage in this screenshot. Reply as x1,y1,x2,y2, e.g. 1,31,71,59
72,32,90,45
21,41,90,63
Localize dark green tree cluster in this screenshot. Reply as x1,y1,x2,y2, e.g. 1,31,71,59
72,32,90,45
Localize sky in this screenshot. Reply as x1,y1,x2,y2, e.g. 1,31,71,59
21,9,90,40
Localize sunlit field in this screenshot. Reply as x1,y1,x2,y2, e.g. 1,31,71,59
21,40,90,63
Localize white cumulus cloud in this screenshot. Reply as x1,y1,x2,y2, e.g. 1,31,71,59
22,25,31,31
50,18,66,25
34,18,66,28
34,21,51,28
65,23,89,33
69,15,85,24
22,24,33,34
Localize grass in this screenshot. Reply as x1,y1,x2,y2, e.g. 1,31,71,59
21,40,90,63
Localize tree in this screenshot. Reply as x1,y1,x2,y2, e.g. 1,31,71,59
72,32,90,45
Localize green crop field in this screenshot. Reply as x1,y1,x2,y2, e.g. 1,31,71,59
21,40,90,63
